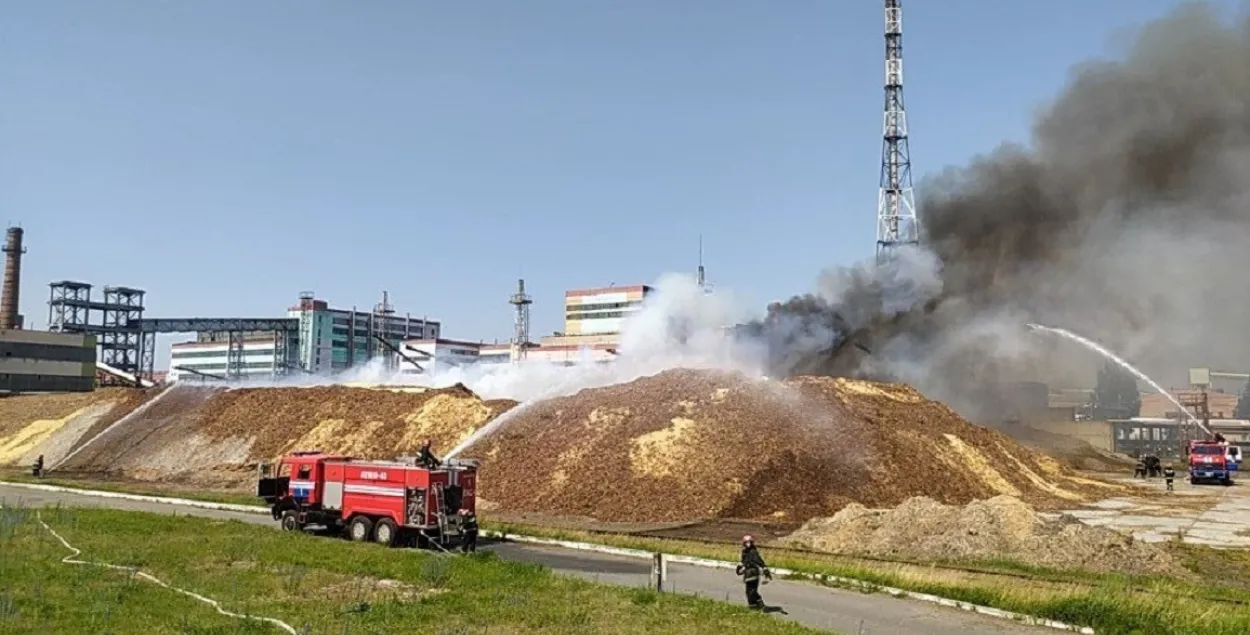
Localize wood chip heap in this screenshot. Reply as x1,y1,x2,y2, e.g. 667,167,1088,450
58,383,514,487
463,369,1122,523
42,368,1122,528
778,495,1182,575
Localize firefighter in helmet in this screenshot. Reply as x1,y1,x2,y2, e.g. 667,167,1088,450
458,508,479,554
735,534,771,609
32,454,44,478
418,439,440,468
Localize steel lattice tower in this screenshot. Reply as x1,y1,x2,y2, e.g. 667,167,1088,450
876,0,918,261
509,279,532,363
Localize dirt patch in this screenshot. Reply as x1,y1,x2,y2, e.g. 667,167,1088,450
779,495,1184,576
466,369,1122,523
321,577,430,602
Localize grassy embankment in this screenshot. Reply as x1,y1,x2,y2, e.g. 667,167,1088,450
6,473,1250,635
0,504,816,635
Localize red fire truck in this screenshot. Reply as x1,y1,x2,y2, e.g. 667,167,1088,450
256,451,478,549
1188,439,1241,486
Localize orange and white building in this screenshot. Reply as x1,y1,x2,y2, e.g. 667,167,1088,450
561,284,654,337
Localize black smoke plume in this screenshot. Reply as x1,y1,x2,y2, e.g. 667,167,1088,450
756,4,1250,421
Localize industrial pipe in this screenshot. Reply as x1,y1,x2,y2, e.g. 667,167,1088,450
0,227,24,330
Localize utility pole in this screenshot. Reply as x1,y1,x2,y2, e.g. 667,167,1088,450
509,279,532,363
876,0,919,262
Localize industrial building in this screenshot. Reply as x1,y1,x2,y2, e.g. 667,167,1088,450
168,291,440,379
169,334,299,382
396,338,488,375
561,285,654,337
515,283,654,356
0,226,100,393
0,328,97,392
393,338,616,375
288,292,440,373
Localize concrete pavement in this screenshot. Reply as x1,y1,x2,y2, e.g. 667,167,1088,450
1053,476,1250,547
1,483,1059,635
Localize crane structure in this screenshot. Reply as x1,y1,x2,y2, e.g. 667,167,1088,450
509,278,532,363
876,0,919,261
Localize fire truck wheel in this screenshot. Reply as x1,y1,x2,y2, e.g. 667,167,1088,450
348,516,374,542
373,518,398,546
280,510,301,532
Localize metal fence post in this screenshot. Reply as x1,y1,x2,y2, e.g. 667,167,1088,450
650,552,664,592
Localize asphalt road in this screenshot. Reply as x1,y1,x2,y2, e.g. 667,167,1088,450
0,483,1055,635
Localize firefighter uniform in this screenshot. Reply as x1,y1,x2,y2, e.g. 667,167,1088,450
458,510,479,554
418,440,441,468
32,455,43,478
1164,464,1176,492
736,536,770,609
1133,458,1146,478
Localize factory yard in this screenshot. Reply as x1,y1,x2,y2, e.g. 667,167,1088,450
1055,474,1250,548
7,370,1250,633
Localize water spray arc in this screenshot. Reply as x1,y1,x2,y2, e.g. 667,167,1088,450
1025,323,1212,436
876,0,919,262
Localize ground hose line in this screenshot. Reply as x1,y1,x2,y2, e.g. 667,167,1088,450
18,506,299,634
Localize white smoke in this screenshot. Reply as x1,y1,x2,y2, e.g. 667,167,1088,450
223,272,768,403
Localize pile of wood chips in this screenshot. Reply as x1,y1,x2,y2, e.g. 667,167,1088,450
462,369,1122,523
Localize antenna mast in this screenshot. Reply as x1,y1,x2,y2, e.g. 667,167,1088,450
509,278,532,363
697,235,706,290
876,0,919,261
696,235,713,294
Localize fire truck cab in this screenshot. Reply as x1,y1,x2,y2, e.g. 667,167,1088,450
1187,440,1241,486
257,450,478,549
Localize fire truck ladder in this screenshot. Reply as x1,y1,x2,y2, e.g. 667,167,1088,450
431,484,449,545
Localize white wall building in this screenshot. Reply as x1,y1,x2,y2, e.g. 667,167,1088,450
169,338,288,382
396,338,486,376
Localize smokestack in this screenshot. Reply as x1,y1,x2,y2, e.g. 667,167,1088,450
0,227,24,330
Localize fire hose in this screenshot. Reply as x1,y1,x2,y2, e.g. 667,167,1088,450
419,529,455,554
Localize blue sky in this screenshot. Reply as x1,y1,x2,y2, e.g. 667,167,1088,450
1,1,1238,368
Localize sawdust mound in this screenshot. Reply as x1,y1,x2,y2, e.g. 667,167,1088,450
778,495,1182,575
0,388,151,467
60,383,515,488
467,369,1120,524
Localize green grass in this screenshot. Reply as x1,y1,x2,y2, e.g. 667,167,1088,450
8,475,1250,634
0,504,821,635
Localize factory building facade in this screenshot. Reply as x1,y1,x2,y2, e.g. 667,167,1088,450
562,285,654,336
0,329,97,393
397,338,485,376
288,293,441,373
170,292,441,380
168,336,295,382
392,339,615,374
